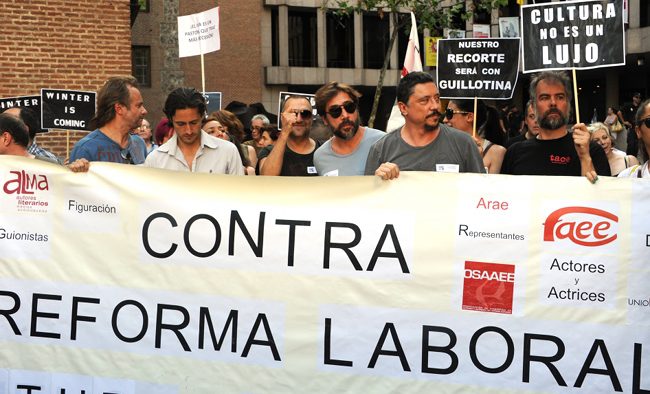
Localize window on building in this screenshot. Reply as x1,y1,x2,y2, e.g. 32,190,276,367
363,12,390,69
132,46,151,88
271,7,279,66
641,3,650,27
138,0,149,12
327,12,354,68
288,8,317,67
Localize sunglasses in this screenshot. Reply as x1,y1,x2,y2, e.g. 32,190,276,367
327,101,357,118
288,110,313,119
120,149,133,164
445,108,469,120
637,117,650,128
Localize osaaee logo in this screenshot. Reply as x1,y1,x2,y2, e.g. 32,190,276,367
462,261,515,314
3,170,49,195
543,206,618,247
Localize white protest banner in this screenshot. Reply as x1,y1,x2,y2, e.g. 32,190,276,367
177,7,220,58
437,38,521,100
40,89,96,131
521,0,625,73
0,156,649,393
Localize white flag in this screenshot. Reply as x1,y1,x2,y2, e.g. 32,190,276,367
386,12,422,133
178,7,221,58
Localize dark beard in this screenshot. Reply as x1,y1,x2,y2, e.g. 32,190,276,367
424,110,441,132
539,108,567,130
332,118,359,140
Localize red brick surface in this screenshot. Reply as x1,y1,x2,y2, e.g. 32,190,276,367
0,1,132,159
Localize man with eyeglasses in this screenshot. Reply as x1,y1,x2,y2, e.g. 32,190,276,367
144,87,243,175
243,114,269,157
70,76,147,164
312,82,385,176
364,72,484,179
258,96,319,176
501,71,609,181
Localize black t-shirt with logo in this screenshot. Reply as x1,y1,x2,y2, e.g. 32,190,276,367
257,141,320,176
501,133,611,176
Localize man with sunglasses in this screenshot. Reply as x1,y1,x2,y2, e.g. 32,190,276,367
259,96,319,176
364,72,484,179
70,76,147,164
501,71,609,181
313,82,385,176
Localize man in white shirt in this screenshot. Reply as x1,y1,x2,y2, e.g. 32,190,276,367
144,87,243,175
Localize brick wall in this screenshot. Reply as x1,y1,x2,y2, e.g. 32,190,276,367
0,1,133,160
180,1,264,108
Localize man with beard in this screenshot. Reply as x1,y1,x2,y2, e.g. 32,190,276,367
144,87,243,174
313,82,385,176
70,76,148,164
364,72,484,179
259,96,319,176
501,71,609,181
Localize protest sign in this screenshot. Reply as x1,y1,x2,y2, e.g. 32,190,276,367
277,92,317,127
521,0,625,73
177,7,221,58
437,38,520,100
40,89,96,131
203,91,222,115
0,156,648,393
424,37,440,67
0,95,44,132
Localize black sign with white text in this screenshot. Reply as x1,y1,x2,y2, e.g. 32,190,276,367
41,89,96,131
204,92,222,115
521,0,624,73
0,96,44,132
437,38,520,100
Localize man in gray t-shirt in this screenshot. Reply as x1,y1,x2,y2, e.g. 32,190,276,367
364,72,485,178
313,81,386,176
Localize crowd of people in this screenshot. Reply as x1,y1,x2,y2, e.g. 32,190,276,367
1,70,649,180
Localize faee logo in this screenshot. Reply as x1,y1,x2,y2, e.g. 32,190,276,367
3,171,49,195
550,155,571,165
462,261,515,314
543,206,618,247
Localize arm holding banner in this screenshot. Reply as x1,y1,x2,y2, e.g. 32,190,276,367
374,161,400,180
572,123,600,182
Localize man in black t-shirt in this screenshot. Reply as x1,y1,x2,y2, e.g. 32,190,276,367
258,95,319,176
501,71,610,181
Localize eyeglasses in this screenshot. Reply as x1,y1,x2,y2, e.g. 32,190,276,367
445,108,469,120
637,117,650,128
327,101,357,118
287,110,313,119
120,149,133,164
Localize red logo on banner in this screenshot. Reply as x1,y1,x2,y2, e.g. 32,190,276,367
462,261,515,314
543,206,618,247
3,170,49,195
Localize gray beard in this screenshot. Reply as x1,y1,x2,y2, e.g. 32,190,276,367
539,109,567,130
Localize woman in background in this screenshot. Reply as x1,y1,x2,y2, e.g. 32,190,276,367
589,122,638,176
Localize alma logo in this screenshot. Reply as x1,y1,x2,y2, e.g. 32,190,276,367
543,206,618,247
3,170,49,195
462,261,515,314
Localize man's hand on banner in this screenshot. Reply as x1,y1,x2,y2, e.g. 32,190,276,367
374,162,400,180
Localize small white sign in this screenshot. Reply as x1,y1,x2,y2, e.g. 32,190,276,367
178,7,221,58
